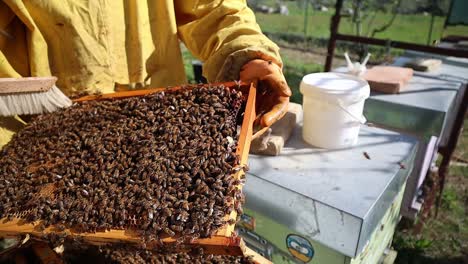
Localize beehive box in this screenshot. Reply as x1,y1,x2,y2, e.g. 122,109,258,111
0,82,257,256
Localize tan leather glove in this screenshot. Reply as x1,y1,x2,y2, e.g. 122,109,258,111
240,59,291,128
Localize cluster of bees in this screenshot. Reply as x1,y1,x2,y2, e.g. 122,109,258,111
58,241,254,264
102,249,254,264
0,85,245,244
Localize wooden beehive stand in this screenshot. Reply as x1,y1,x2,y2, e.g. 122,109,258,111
0,82,270,263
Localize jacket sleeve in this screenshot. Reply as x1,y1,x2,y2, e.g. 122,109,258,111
0,0,51,78
174,0,282,82
0,1,23,78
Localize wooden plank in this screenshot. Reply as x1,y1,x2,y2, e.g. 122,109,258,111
31,242,63,264
73,81,244,102
225,82,257,236
0,77,57,94
244,246,273,264
0,218,243,255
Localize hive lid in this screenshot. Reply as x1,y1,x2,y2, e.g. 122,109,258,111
300,72,370,101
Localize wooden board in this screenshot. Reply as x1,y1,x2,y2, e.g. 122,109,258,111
0,77,57,94
404,58,442,72
0,82,257,255
363,66,413,94
244,246,273,264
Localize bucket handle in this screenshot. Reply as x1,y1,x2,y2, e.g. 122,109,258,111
336,99,367,125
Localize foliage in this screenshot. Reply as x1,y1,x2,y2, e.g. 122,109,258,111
394,233,433,252
393,161,468,263
441,187,458,210
346,0,402,37
281,54,322,104
181,47,196,84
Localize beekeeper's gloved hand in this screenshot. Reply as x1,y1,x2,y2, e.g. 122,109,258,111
240,59,291,128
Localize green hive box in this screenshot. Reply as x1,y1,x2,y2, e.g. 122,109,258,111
237,183,405,264
238,124,417,264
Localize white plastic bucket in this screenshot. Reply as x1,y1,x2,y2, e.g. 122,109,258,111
299,72,370,149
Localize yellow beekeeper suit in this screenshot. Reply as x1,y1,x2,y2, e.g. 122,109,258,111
0,0,282,147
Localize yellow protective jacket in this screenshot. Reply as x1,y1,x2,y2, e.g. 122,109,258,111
0,0,282,147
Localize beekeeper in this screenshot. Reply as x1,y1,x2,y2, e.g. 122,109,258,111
0,0,291,147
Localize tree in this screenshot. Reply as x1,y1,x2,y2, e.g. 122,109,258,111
347,0,402,38
368,0,402,38
346,0,402,60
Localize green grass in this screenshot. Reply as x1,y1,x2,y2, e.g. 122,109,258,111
281,52,322,104
254,5,468,45
181,47,196,83
255,11,333,39
393,121,468,264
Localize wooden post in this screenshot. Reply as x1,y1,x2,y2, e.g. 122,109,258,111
427,13,435,45
303,0,309,37
324,0,344,72
427,0,436,45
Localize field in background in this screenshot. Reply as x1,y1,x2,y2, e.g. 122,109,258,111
255,2,468,103
183,2,468,104
182,2,468,103
254,1,468,45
